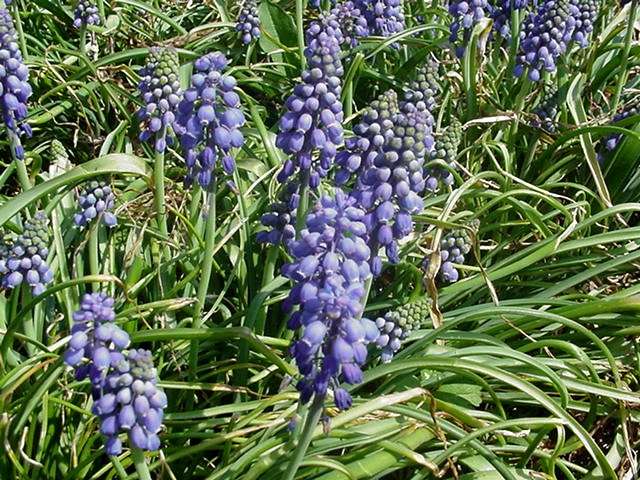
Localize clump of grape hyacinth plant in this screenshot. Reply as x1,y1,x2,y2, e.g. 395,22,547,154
283,190,380,410
176,52,245,190
275,17,344,190
0,212,53,296
236,0,260,45
425,118,462,193
73,0,101,28
373,297,430,362
448,0,492,57
137,46,182,153
74,181,117,228
64,293,167,455
423,226,474,283
514,0,576,81
0,8,32,160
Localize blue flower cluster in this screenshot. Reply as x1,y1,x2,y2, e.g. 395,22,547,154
425,118,462,193
340,81,434,275
73,0,101,29
514,0,577,81
236,0,260,45
448,0,491,57
570,0,598,48
373,297,430,362
64,294,167,455
137,47,183,153
330,1,369,47
0,212,53,296
423,227,473,283
74,180,117,228
357,0,405,41
403,59,441,113
282,190,380,410
257,180,299,246
491,0,529,40
532,84,559,132
275,18,344,190
0,8,32,160
176,52,245,190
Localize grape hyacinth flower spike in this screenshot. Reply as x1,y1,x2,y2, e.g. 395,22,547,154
0,8,32,160
448,0,492,57
423,226,474,283
74,180,117,228
73,0,101,28
600,99,639,160
257,179,300,246
236,0,260,45
176,52,245,190
514,0,577,81
373,297,430,362
425,118,463,193
64,293,167,455
275,17,344,190
137,46,182,153
491,0,529,40
0,212,53,296
329,1,369,48
356,0,405,45
282,190,380,410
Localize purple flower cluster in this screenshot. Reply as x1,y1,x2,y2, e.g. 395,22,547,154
74,180,117,228
0,8,32,160
73,0,101,29
448,0,491,57
570,0,598,48
236,0,260,45
275,18,344,189
137,47,182,153
330,1,369,47
257,180,299,246
64,294,167,455
403,59,441,113
514,0,576,81
339,85,434,275
423,227,473,283
491,0,530,40
283,190,379,410
0,212,53,296
425,118,462,193
357,0,405,41
373,297,430,362
176,52,245,190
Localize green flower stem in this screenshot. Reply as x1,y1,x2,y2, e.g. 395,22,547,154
296,0,306,71
14,157,31,191
283,395,324,480
131,448,152,480
611,0,637,114
153,129,170,260
189,182,217,379
10,2,27,62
